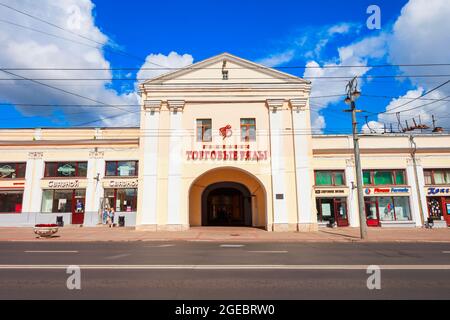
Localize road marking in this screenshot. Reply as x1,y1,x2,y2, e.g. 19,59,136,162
105,254,131,260
24,251,78,253
146,244,175,248
443,251,450,254
220,244,245,248
1,265,450,270
248,251,288,254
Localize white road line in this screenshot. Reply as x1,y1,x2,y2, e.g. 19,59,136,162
105,254,131,260
146,244,175,248
1,265,450,270
442,251,450,254
220,245,245,248
24,251,78,253
248,251,288,254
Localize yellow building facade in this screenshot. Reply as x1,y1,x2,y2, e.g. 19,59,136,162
0,53,449,230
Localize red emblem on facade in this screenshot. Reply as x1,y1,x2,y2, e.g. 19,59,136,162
219,125,232,140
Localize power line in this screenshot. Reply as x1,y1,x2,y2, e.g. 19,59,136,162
0,69,136,114
0,2,164,67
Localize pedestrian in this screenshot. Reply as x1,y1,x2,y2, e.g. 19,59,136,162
102,207,109,225
108,208,115,228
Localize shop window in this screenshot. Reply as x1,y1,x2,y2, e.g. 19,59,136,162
41,189,86,213
0,163,26,179
365,196,412,222
424,169,450,185
196,119,212,142
0,191,23,213
105,161,138,177
315,171,345,186
374,171,394,185
103,188,137,212
363,170,406,186
240,118,256,142
44,162,88,178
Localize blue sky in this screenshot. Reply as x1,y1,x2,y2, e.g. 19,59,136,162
0,0,449,133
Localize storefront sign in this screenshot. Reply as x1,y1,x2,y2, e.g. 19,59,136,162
0,165,15,178
426,187,450,196
315,188,349,197
42,179,87,189
186,145,269,162
364,187,410,196
105,179,139,189
57,164,76,176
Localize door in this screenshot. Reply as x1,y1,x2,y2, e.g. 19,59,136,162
334,199,349,227
71,190,85,225
444,198,450,227
365,198,380,227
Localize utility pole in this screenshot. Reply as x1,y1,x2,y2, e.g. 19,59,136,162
344,77,368,240
409,135,425,226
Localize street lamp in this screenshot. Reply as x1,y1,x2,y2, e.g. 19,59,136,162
344,77,368,240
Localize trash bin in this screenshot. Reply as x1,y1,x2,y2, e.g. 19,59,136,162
118,216,125,227
56,216,64,227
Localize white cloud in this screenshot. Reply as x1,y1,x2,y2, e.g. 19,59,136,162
371,0,450,131
0,0,140,127
304,35,387,132
137,51,194,81
0,1,195,128
361,121,388,134
256,50,295,68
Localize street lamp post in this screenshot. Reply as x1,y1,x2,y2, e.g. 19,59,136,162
344,77,368,240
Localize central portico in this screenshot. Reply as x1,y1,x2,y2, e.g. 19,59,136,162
136,53,317,232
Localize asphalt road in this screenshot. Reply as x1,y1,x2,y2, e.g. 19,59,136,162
0,241,449,300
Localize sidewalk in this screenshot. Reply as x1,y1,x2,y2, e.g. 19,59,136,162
0,226,449,242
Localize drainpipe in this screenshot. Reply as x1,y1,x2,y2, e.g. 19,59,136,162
410,134,425,227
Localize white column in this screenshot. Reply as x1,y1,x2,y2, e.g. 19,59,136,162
290,99,317,232
345,158,360,227
21,152,44,225
139,100,162,227
84,151,105,226
406,158,426,227
166,100,186,229
267,100,288,230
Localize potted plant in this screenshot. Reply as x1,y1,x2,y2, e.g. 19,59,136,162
34,224,59,238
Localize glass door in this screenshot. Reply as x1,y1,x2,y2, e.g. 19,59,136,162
334,199,349,227
71,190,86,225
365,197,380,227
444,197,450,227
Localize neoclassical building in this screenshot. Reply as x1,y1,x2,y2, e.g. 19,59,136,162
0,53,449,230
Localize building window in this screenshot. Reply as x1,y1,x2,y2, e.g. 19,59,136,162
0,163,26,179
240,118,256,142
0,191,23,213
364,196,412,222
105,161,138,177
44,162,88,178
363,170,406,186
196,119,212,142
41,189,86,213
424,169,450,185
104,189,137,212
315,171,345,186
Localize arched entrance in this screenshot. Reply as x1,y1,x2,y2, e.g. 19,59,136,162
189,167,268,229
202,182,252,226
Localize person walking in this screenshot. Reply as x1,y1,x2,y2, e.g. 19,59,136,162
108,208,115,228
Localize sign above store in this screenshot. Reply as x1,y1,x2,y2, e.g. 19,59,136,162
426,187,450,196
315,188,349,197
186,145,269,162
364,187,410,196
105,179,139,189
42,179,87,189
